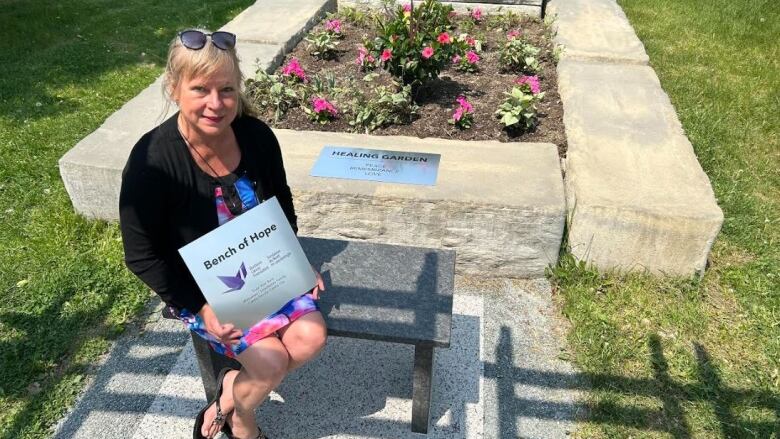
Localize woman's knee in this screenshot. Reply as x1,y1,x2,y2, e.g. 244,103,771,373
238,338,290,383
284,313,328,354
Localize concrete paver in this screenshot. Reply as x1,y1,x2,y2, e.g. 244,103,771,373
222,0,337,54
547,0,649,64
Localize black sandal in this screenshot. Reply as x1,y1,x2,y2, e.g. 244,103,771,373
193,367,233,439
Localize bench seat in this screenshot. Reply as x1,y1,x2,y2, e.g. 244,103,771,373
172,237,455,434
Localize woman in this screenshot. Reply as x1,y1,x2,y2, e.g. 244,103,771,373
119,29,327,439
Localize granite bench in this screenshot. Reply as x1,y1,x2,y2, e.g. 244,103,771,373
164,236,455,434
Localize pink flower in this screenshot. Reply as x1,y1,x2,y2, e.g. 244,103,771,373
453,107,464,121
466,36,476,47
451,54,461,64
507,29,521,39
380,48,393,62
421,46,434,59
312,97,338,116
356,46,375,66
466,51,480,64
515,75,541,94
452,95,473,124
456,95,474,113
437,32,451,44
325,19,342,33
282,57,307,82
403,4,412,12
470,7,482,21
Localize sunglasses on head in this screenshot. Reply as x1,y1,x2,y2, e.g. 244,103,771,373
178,30,236,50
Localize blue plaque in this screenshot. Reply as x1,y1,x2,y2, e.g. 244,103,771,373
310,146,440,185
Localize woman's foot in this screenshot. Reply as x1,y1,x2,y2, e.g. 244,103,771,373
201,369,239,438
225,407,266,439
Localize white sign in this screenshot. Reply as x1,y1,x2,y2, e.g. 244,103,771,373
311,146,441,185
178,197,316,329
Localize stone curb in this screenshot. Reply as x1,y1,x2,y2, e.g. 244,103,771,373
549,0,723,275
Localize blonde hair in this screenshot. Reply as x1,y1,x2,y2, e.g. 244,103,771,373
162,29,255,117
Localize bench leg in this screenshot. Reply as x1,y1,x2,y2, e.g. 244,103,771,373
190,332,241,401
412,344,434,434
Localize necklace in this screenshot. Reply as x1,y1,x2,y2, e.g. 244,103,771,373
178,125,243,215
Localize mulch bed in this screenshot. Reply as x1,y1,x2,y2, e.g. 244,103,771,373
255,13,566,157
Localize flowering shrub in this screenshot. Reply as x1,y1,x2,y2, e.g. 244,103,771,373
348,81,419,132
495,86,544,130
356,45,377,70
304,97,339,124
449,95,474,129
514,75,541,95
305,30,340,59
281,57,308,83
499,37,541,73
373,0,456,85
247,71,300,121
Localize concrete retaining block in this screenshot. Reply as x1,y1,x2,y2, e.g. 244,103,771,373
558,59,723,275
547,0,649,64
275,130,566,277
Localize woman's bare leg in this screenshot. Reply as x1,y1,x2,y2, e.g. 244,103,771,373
277,311,327,371
229,336,290,438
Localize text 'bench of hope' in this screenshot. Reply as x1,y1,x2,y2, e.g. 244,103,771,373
164,237,455,434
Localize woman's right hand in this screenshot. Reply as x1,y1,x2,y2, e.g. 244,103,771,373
198,304,243,345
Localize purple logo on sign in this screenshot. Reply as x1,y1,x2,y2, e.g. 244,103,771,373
218,262,248,294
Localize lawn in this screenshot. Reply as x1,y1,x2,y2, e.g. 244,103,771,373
549,0,779,437
0,1,252,437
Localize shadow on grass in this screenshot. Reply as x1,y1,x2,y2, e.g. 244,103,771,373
0,0,253,123
489,329,780,438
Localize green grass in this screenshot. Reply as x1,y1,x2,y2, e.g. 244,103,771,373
549,0,779,437
0,1,252,437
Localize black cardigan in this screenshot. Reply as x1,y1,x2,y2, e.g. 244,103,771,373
119,113,297,314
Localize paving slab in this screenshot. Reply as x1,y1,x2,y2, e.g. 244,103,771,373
276,129,565,278
557,58,723,275
547,0,649,64
53,278,583,438
221,0,337,53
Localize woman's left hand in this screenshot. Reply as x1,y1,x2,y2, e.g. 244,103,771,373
310,265,325,299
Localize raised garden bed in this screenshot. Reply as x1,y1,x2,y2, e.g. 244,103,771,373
246,1,566,157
